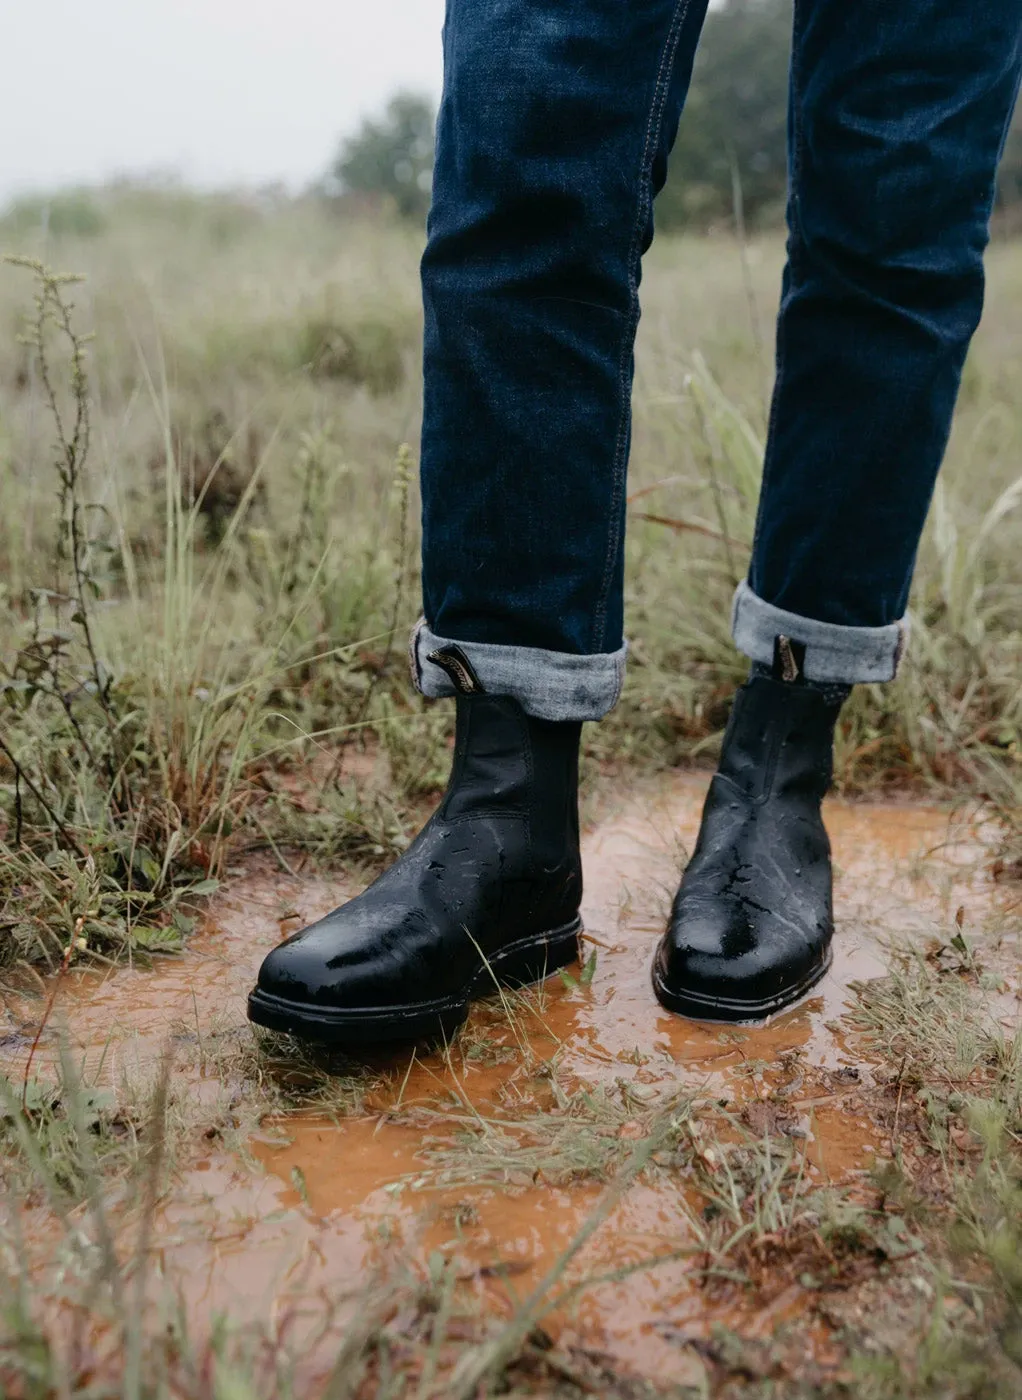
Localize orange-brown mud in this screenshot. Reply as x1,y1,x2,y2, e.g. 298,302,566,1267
1,772,1011,1388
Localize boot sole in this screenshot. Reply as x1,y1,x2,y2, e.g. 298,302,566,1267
247,916,583,1047
651,944,833,1027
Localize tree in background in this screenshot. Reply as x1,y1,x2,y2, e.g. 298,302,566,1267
331,93,435,222
657,0,791,231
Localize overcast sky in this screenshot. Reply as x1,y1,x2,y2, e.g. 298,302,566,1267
2,0,445,205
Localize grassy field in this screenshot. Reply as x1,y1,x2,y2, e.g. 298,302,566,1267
1,187,1021,1397
0,187,1020,965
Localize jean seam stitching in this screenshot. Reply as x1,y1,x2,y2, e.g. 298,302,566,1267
985,68,1022,223
591,0,693,653
749,0,804,588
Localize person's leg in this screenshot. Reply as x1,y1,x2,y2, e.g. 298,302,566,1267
734,0,1022,673
414,0,709,722
250,0,711,1045
655,0,1022,1024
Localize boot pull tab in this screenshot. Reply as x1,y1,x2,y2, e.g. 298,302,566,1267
427,644,485,696
773,634,806,684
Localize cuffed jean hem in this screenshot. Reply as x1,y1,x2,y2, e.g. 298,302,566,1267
409,619,627,721
731,581,909,683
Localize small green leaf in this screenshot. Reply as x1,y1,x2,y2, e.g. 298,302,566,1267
132,848,161,886
579,948,598,986
290,1165,309,1205
131,925,183,953
187,879,221,897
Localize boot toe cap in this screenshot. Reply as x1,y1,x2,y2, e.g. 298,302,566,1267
256,931,343,1006
253,902,413,1010
654,896,830,1021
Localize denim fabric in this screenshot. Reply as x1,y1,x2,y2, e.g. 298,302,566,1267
749,0,1022,627
421,0,711,659
410,619,626,721
732,582,907,684
418,0,1022,714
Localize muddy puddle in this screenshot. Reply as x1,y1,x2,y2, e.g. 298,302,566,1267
2,771,1014,1385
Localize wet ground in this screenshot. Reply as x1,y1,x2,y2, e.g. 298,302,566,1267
1,771,1010,1387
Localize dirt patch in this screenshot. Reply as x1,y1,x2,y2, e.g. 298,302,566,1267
2,772,1017,1395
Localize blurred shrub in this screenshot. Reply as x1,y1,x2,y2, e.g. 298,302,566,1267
296,313,407,394
1,191,106,239
108,182,265,245
328,93,435,223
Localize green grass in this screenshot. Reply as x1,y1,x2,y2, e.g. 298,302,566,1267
1,185,1021,1397
1,187,1020,975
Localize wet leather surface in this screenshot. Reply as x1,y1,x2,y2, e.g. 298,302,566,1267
254,696,582,1011
655,676,839,1013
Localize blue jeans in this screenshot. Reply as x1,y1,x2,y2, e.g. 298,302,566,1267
413,0,1022,721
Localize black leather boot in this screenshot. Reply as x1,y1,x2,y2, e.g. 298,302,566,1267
248,647,583,1046
653,669,843,1024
